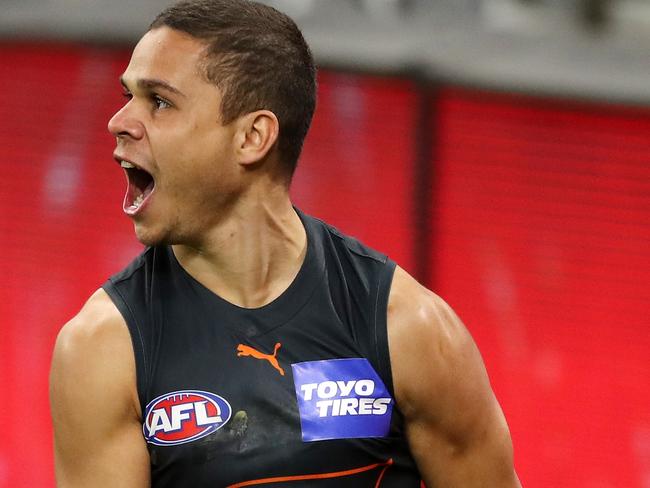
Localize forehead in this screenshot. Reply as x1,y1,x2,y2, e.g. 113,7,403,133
123,27,207,87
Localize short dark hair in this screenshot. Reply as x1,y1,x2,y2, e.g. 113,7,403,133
150,0,317,179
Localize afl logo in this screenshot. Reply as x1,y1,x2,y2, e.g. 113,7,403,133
143,390,232,446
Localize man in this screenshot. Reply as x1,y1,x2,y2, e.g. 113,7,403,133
50,1,521,486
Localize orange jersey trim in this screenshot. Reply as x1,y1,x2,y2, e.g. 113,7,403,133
226,458,394,487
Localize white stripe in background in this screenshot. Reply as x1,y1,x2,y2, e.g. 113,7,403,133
43,51,113,210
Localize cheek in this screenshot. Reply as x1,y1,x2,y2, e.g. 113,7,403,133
148,128,182,173
192,136,236,179
149,120,235,187
156,149,221,200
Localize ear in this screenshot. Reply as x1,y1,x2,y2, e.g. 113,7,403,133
234,110,279,166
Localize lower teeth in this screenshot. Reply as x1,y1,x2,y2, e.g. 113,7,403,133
133,194,144,207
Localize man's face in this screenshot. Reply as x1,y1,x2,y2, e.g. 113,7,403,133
108,27,240,246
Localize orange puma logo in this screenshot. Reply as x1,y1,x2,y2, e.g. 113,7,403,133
236,343,285,376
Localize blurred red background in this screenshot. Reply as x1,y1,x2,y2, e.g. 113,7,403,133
0,44,648,487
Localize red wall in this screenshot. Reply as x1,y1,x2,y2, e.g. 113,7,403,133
432,88,650,487
0,44,648,487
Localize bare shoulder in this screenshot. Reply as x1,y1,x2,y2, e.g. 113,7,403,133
51,287,140,423
50,289,148,487
52,288,138,410
387,266,520,487
55,288,129,352
387,266,477,416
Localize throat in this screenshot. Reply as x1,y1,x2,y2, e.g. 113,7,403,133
171,213,308,309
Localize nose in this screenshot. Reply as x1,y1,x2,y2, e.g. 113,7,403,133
108,100,145,140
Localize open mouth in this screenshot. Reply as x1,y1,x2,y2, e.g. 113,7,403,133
120,160,155,215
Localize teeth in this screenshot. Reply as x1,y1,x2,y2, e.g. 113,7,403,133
121,160,136,169
133,194,144,207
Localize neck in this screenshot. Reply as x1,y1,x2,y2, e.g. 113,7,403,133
172,192,306,309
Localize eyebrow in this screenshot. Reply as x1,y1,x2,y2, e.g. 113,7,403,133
120,76,186,98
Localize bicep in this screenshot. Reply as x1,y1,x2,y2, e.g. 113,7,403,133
388,269,520,487
50,294,150,488
399,332,517,487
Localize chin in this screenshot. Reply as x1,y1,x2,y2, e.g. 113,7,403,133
133,223,171,247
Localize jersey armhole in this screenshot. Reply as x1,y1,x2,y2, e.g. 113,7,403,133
373,259,397,398
102,280,149,413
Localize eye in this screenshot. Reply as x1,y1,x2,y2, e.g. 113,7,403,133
152,95,171,110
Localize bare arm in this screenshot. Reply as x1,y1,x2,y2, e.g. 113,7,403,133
50,289,150,487
388,267,521,487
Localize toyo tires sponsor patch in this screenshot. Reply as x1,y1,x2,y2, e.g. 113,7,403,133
292,358,393,442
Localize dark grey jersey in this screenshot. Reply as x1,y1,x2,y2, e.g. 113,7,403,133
103,210,421,487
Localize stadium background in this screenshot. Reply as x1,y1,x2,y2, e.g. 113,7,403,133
0,1,648,486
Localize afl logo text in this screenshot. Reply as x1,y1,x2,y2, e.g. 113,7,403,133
143,390,232,446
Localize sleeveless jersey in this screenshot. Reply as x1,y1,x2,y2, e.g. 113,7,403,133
103,210,422,487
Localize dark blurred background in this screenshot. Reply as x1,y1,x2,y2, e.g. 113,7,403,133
0,1,648,486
